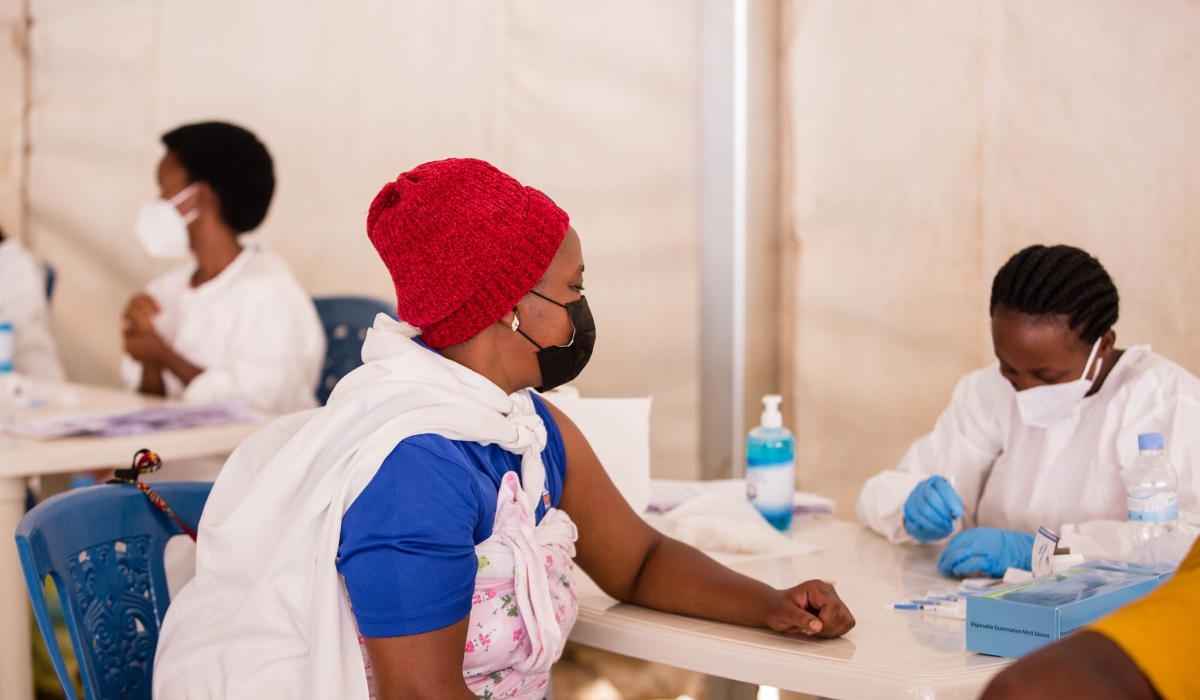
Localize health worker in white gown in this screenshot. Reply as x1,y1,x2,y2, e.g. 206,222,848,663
119,121,324,423
0,227,65,381
857,245,1200,577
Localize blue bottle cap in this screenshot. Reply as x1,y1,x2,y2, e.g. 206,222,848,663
1138,433,1164,451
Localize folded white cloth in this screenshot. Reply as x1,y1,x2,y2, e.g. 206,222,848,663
644,490,822,565
659,492,790,555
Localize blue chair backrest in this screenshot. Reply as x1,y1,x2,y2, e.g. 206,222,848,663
15,482,212,700
313,296,397,405
43,261,56,302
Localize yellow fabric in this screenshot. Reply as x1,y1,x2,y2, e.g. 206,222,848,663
1091,539,1200,700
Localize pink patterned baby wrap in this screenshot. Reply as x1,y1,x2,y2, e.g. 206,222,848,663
359,471,578,699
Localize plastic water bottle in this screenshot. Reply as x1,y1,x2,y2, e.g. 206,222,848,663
0,319,13,374
747,395,795,531
1125,433,1179,546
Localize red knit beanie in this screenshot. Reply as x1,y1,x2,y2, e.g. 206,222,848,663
367,158,570,349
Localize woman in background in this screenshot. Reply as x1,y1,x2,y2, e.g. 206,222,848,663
0,225,65,381
857,245,1200,577
120,122,324,417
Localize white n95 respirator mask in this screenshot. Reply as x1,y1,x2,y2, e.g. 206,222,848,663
1014,337,1103,428
135,183,200,258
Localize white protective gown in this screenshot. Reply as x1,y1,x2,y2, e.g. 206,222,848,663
857,346,1200,544
120,241,325,415
0,237,65,381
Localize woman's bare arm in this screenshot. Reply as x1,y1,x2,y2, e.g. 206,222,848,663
549,402,855,638
981,632,1158,700
363,617,477,700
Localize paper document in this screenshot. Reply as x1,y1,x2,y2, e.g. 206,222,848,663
7,399,262,439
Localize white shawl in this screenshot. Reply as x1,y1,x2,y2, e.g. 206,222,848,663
153,315,551,699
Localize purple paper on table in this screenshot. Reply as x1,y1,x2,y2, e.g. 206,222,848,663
10,399,262,439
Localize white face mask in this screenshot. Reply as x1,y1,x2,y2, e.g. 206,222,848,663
135,183,200,258
1014,337,1103,428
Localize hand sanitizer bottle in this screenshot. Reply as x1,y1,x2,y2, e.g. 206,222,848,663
0,319,13,374
747,395,795,531
1125,432,1179,546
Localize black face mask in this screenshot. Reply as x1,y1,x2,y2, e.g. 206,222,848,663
516,291,596,392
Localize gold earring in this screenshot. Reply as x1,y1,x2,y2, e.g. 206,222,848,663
510,314,520,332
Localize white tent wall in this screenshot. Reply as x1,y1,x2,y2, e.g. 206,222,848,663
783,0,1200,515
24,1,702,478
0,0,23,238
745,0,782,465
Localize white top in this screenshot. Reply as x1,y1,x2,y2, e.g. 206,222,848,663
0,238,65,381
857,346,1200,543
119,241,325,414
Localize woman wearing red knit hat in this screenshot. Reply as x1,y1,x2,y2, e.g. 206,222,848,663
154,158,855,700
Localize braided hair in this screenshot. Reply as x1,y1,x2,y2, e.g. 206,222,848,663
990,245,1119,344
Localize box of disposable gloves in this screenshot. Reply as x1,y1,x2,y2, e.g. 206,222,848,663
965,560,1173,658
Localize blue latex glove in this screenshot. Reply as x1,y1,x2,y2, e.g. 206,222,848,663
903,476,964,542
937,527,1035,577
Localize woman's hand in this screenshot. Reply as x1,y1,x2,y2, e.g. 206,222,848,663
123,319,205,393
937,527,1034,577
124,323,169,365
123,293,160,333
903,475,963,541
764,580,856,638
120,294,205,390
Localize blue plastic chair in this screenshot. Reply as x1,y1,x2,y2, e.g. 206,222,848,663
15,482,212,700
313,296,397,405
43,261,56,302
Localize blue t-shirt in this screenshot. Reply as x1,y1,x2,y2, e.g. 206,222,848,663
336,394,567,638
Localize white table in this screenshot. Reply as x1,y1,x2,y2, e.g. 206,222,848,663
570,519,1012,699
0,383,267,700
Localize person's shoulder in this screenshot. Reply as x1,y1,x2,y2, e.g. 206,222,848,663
394,432,471,463
1124,345,1195,377
239,242,300,281
365,434,489,507
530,394,568,449
531,393,561,429
0,240,42,288
960,362,1003,383
0,238,37,267
232,244,313,302
529,393,569,480
1112,346,1200,399
955,363,1012,400
937,363,1014,434
381,434,486,483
